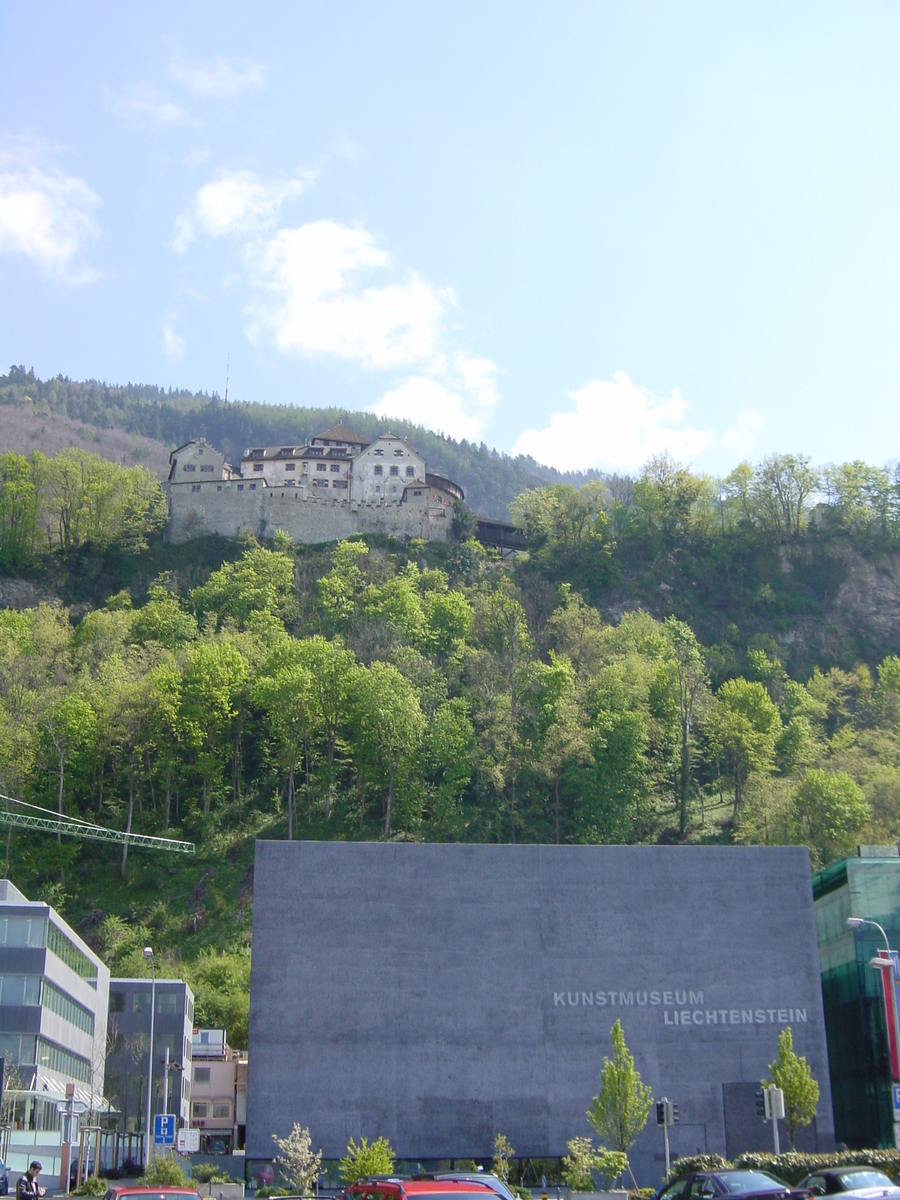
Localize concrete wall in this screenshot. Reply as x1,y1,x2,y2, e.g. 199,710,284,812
246,843,834,1184
167,481,452,544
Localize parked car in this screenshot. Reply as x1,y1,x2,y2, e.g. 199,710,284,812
342,1179,499,1200
433,1176,517,1200
657,1171,811,1200
0,1158,8,1196
103,1188,204,1200
797,1170,900,1199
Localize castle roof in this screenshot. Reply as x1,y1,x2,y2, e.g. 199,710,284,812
313,422,369,446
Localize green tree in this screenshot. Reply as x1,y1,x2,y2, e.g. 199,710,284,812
191,543,297,630
661,617,710,836
180,640,249,814
272,1124,322,1194
705,678,781,820
790,768,870,868
492,1133,514,1184
339,1136,394,1184
184,950,251,1048
763,1026,819,1149
354,661,425,838
586,1019,652,1172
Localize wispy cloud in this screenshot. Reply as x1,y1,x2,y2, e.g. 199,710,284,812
110,82,196,130
0,140,100,283
375,354,500,442
162,316,185,359
172,169,314,251
513,372,724,472
170,55,265,99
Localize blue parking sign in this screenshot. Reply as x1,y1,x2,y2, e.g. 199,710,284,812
154,1114,176,1145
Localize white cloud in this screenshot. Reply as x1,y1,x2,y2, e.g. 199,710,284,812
162,318,185,359
513,372,717,473
375,353,500,442
0,142,100,283
110,82,195,130
244,219,450,370
170,56,265,99
721,409,765,457
173,170,313,251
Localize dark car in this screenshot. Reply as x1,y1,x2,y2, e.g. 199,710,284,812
434,1176,517,1200
658,1170,809,1200
797,1170,900,1199
0,1159,7,1196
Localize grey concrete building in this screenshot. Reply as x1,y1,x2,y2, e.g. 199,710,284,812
247,843,834,1185
0,879,110,1178
105,978,194,1132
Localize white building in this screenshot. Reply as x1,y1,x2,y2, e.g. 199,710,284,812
0,880,110,1181
351,433,426,504
190,1029,247,1154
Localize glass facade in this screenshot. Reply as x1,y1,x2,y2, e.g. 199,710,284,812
813,855,900,1147
47,919,98,987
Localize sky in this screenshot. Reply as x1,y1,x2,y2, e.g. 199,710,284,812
1,2,900,476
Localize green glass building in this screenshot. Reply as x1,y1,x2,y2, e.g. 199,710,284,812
813,848,900,1148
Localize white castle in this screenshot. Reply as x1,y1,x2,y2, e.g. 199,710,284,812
165,422,465,544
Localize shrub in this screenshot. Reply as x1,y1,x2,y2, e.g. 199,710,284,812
339,1136,395,1184
192,1164,235,1184
142,1154,189,1187
256,1188,292,1198
672,1152,900,1186
74,1177,107,1196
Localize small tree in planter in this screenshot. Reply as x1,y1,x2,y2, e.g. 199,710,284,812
493,1134,515,1184
272,1124,323,1195
763,1027,819,1150
587,1019,653,1182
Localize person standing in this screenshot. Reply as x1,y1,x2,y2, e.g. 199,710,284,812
16,1162,44,1200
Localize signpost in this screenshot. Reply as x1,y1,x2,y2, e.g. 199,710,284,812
154,1114,176,1146
177,1128,200,1154
57,1086,88,1196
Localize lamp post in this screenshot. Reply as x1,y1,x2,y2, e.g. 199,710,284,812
847,916,900,1141
143,947,156,1170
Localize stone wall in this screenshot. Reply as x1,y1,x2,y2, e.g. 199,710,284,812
246,843,834,1182
166,481,452,544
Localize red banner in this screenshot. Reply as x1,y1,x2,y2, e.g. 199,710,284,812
874,951,900,1082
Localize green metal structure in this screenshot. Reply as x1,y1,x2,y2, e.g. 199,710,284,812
0,794,195,854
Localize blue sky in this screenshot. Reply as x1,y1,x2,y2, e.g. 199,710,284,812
2,2,899,474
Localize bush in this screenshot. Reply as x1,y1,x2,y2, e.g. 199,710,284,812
256,1188,292,1198
192,1164,235,1184
339,1136,395,1184
142,1154,189,1187
672,1152,900,1186
74,1178,108,1196
671,1156,730,1178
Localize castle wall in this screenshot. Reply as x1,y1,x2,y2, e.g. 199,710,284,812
166,480,452,544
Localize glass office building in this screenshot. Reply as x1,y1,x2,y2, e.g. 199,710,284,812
813,848,900,1149
0,879,110,1177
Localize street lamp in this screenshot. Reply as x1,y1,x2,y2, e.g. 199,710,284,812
847,918,900,1107
143,947,156,1170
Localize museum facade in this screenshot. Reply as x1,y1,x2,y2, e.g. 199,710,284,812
246,843,835,1185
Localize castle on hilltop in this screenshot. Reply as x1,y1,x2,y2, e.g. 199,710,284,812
165,423,465,544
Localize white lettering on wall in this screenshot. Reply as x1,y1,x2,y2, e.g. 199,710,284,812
552,988,810,1027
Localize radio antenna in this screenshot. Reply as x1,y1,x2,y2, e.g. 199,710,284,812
225,353,230,403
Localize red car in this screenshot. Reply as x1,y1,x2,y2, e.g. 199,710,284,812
104,1188,204,1200
343,1181,500,1200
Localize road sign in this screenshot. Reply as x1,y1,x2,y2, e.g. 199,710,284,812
177,1128,200,1154
893,1084,900,1120
154,1114,176,1145
56,1100,88,1115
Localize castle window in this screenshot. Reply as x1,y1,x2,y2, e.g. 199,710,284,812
253,463,264,472
394,449,403,456
198,448,204,455
183,464,196,473
374,466,383,476
414,490,421,496
217,485,222,492
375,485,380,493
192,484,201,493
330,464,340,473
201,465,214,473
334,480,348,489
285,463,295,472
406,466,414,476
374,449,383,457
390,466,399,476
249,483,257,491
392,486,397,494
237,484,244,491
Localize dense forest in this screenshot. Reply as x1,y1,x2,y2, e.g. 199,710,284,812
0,367,603,519
2,410,900,1045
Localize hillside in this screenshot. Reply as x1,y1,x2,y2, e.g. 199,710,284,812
0,366,603,518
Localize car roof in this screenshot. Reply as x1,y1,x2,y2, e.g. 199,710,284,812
815,1170,891,1177
107,1190,203,1196
351,1186,495,1194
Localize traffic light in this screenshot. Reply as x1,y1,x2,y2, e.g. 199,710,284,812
670,1102,679,1125
657,1101,666,1126
756,1090,766,1118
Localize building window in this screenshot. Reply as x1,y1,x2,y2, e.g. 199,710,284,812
194,1067,211,1084
392,486,397,494
394,449,403,456
406,467,415,476
330,464,340,473
110,991,125,1013
316,464,326,472
285,463,295,472
41,979,95,1036
237,484,244,491
46,922,97,987
333,480,348,489
183,465,196,472
158,992,178,1014
253,463,264,473
217,485,223,492
374,465,383,476
133,990,151,1013
249,483,257,491
213,1102,231,1119
390,466,399,476
193,1102,209,1119
200,465,214,473
374,449,383,456
0,974,40,1005
191,484,201,493
414,490,421,496
375,485,380,493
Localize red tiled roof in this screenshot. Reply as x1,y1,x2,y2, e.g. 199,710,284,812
313,422,369,445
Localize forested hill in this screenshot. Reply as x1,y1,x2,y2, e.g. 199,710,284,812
0,366,602,518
